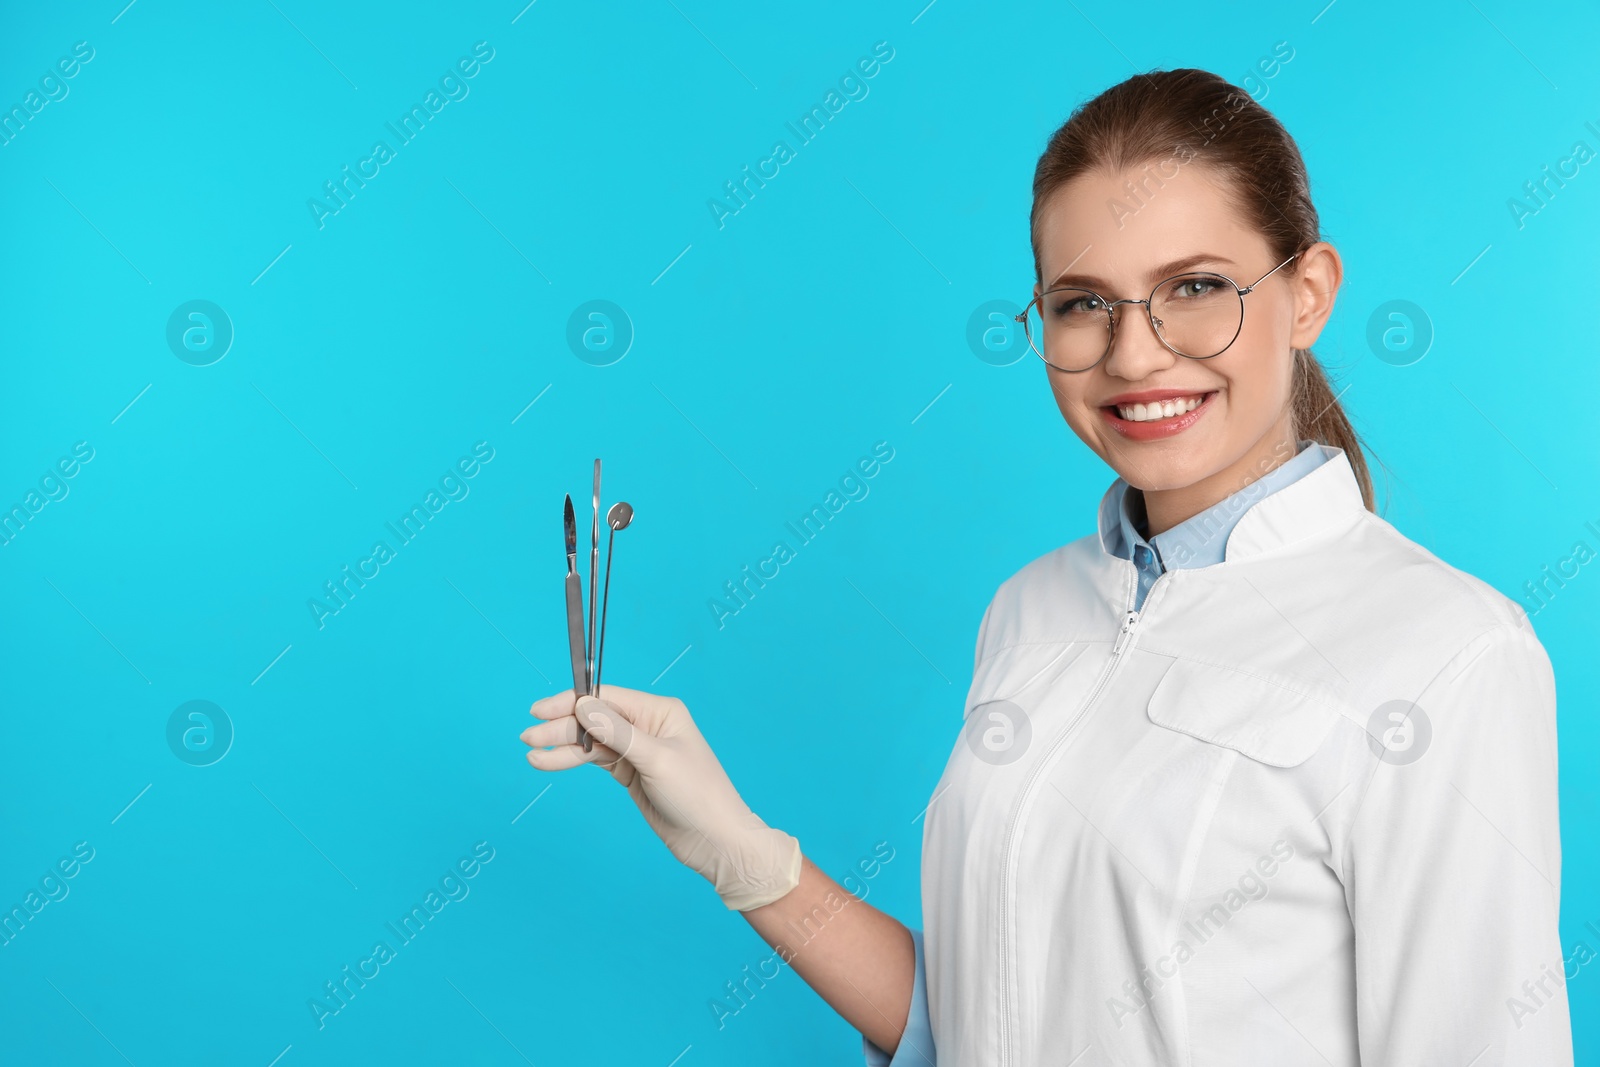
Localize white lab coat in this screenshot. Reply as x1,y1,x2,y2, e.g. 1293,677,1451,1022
920,446,1571,1065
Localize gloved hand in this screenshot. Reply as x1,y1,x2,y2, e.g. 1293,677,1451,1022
522,684,801,912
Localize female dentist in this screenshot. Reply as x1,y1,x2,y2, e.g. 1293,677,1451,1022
522,68,1571,1066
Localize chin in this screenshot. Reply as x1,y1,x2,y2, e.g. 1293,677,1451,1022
1110,442,1217,492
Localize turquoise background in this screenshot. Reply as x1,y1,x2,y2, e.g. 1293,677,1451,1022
2,0,1597,1063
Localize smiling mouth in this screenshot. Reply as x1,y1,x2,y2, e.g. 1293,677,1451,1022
1104,391,1217,423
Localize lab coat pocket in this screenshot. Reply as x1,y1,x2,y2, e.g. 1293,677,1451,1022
1143,656,1349,768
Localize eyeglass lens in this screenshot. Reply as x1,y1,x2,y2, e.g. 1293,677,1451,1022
1024,273,1244,370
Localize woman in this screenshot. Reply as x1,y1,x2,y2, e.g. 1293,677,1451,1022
522,69,1571,1065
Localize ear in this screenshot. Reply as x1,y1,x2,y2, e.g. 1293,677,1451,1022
1287,241,1342,350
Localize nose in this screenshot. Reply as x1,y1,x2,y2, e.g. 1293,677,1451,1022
1103,299,1179,378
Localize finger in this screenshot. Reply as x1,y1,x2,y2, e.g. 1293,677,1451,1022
580,683,681,730
526,742,597,772
521,715,579,749
523,730,634,781
530,689,579,721
585,740,635,786
576,695,657,768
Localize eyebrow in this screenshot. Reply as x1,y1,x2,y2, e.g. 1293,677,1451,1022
1046,252,1238,291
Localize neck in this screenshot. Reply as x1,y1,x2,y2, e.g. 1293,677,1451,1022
1140,428,1301,539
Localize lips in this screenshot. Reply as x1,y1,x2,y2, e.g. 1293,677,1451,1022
1099,390,1219,441
1108,392,1209,423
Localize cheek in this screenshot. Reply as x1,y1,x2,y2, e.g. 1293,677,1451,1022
1045,372,1095,429
1224,310,1294,401
1044,371,1121,460
1211,352,1292,438
1237,294,1294,364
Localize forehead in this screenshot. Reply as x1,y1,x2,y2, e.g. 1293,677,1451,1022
1035,161,1263,286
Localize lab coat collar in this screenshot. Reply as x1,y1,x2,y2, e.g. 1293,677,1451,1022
1096,443,1365,564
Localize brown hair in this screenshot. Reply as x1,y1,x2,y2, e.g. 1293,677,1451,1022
1028,68,1377,513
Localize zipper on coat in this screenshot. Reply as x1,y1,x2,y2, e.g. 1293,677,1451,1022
1112,607,1139,656
996,573,1166,1066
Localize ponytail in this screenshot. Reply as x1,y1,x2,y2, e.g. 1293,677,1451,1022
1291,348,1376,512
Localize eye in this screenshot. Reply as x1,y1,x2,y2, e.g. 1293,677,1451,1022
1163,275,1229,301
1048,291,1105,317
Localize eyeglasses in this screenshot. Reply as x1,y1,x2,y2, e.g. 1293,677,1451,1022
1015,252,1301,372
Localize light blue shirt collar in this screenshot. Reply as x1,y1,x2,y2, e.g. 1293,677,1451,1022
1101,438,1332,570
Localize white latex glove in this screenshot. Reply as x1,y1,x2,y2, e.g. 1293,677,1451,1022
522,684,801,912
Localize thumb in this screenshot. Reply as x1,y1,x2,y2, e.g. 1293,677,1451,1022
576,695,657,767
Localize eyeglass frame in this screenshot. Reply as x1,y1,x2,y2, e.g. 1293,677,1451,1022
1014,251,1302,372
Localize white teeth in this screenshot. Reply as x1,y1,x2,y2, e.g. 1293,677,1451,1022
1116,394,1206,423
